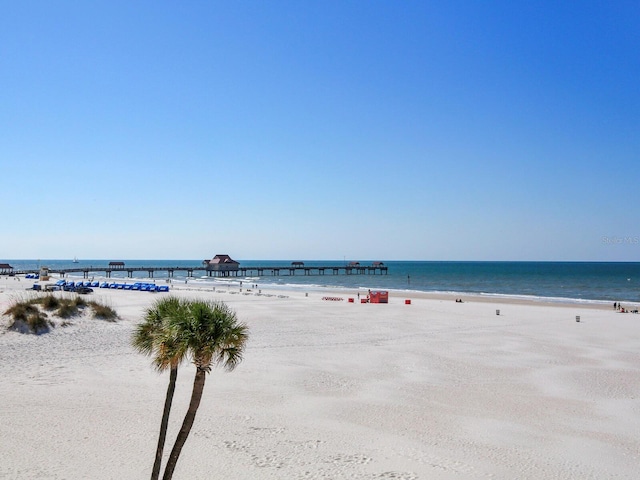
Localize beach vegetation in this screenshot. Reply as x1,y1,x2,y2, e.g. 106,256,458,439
57,301,81,319
3,294,118,333
72,295,87,308
133,298,248,480
5,301,39,320
88,301,118,321
39,294,61,310
5,302,52,334
24,311,52,333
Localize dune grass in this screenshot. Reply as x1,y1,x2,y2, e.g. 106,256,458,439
4,302,53,334
4,294,118,333
40,294,61,310
88,301,117,321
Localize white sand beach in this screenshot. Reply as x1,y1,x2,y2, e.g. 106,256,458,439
1,276,639,479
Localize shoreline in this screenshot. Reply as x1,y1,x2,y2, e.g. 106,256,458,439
3,276,640,310
4,272,636,312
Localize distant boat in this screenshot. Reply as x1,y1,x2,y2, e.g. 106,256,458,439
72,257,79,263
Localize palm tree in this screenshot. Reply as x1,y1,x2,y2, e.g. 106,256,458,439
161,300,248,480
133,296,186,480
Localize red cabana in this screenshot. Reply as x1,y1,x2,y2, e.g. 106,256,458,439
369,291,388,303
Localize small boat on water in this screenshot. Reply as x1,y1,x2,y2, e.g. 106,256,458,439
72,257,79,263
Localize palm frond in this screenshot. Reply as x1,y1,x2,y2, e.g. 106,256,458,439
132,296,190,372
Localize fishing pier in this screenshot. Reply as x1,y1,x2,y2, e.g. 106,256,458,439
11,262,388,279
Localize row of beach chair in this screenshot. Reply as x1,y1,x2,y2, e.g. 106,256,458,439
55,279,169,292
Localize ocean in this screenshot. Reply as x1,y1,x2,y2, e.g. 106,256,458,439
3,260,639,305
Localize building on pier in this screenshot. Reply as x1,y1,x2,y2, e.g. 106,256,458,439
205,254,240,276
0,263,14,275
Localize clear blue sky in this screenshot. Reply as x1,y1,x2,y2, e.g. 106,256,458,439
1,1,638,261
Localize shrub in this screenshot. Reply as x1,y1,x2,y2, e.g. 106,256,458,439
7,309,52,334
57,302,80,319
71,296,87,308
40,294,61,310
4,295,118,334
5,302,39,322
89,301,118,321
26,311,52,334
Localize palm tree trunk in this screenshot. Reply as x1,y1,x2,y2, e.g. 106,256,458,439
161,368,207,480
151,366,177,480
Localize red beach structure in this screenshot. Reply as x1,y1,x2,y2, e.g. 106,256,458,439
369,291,389,303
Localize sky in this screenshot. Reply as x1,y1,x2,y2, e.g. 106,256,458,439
1,1,638,261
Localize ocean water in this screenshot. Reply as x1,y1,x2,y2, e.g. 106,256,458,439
4,260,640,304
